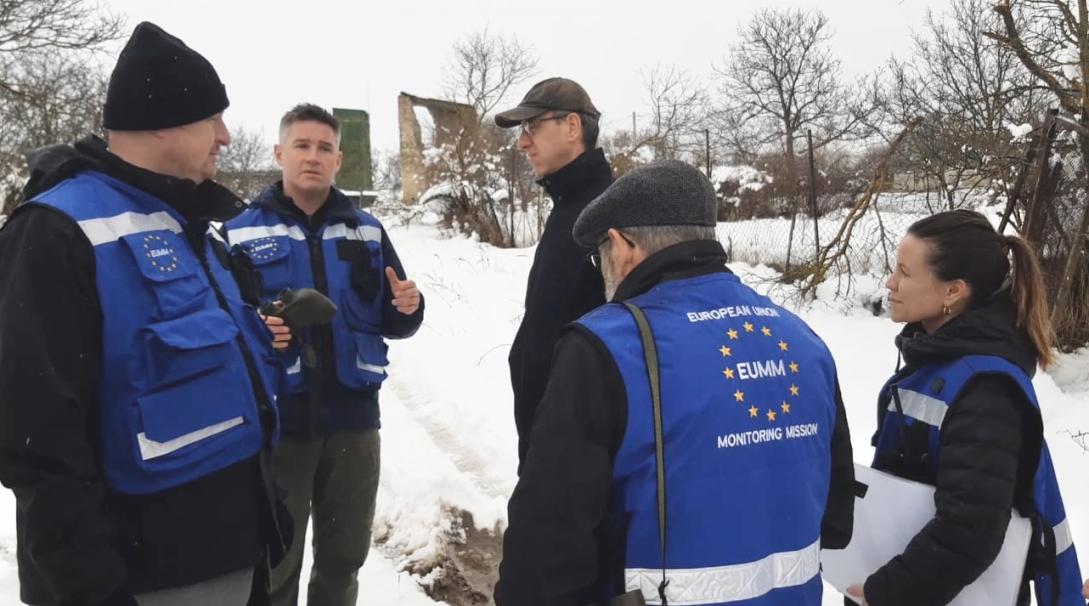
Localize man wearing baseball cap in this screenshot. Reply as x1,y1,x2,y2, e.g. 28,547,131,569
495,77,614,468
0,22,289,606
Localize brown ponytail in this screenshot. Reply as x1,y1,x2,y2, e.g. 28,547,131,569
1003,235,1055,368
907,209,1056,369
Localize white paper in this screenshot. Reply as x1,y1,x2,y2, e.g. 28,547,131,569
821,463,1031,606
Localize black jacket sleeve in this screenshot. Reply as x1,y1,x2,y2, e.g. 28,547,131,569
864,375,1029,606
379,226,424,339
509,214,606,467
0,206,131,604
495,327,626,606
822,378,855,549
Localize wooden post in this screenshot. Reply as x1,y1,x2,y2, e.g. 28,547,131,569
807,130,820,255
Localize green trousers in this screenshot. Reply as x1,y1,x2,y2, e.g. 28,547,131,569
270,430,380,606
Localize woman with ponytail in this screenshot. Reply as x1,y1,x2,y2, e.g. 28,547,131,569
845,209,1083,606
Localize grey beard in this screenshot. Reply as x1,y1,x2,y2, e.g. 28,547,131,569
602,260,619,302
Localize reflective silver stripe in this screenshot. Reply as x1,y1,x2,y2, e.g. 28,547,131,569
137,416,244,460
207,222,226,243
78,211,182,246
1054,518,1073,555
227,224,306,244
323,223,381,243
356,356,386,375
286,357,302,375
625,538,820,605
886,388,948,427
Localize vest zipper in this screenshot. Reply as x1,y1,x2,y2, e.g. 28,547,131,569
305,230,332,436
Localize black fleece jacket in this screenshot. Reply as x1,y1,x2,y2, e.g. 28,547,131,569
863,294,1044,606
508,148,612,468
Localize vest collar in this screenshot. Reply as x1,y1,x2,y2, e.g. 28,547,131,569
255,182,359,231
75,135,244,223
612,239,731,302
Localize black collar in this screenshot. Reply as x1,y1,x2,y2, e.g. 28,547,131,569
613,239,732,302
255,182,358,231
537,148,611,204
75,135,244,223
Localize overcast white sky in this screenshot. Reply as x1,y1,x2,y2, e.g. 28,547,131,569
98,0,949,153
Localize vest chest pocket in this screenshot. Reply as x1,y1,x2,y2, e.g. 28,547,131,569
337,239,381,304
137,308,254,467
122,231,209,318
241,236,293,298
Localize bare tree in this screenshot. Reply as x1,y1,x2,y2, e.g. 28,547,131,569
217,126,274,201
628,65,708,162
986,0,1089,349
0,0,123,95
0,53,109,214
371,148,402,195
883,0,1048,210
714,8,874,168
443,29,539,124
0,0,123,212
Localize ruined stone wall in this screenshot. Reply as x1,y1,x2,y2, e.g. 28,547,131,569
398,93,479,204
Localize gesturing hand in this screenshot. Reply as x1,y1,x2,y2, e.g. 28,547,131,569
385,267,420,316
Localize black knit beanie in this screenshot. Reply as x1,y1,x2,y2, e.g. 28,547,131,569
103,22,229,131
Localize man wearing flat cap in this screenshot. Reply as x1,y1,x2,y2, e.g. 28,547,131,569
495,161,855,606
495,77,613,468
0,22,290,606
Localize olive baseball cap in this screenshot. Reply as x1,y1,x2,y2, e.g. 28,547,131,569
494,77,601,128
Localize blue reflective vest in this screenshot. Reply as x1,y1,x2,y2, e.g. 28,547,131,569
577,272,838,605
224,191,388,398
874,355,1083,606
31,170,278,496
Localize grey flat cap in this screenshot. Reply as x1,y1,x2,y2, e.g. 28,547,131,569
573,160,717,246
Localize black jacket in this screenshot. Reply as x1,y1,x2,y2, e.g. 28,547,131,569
495,240,855,606
251,183,424,437
0,136,286,605
864,294,1043,606
509,148,612,466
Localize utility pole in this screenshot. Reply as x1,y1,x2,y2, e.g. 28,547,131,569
705,128,712,178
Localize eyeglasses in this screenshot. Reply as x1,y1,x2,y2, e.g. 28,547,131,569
587,232,635,268
519,113,570,138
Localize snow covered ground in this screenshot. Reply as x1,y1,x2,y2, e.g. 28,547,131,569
0,218,1084,605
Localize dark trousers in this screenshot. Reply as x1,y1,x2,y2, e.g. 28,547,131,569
270,430,381,606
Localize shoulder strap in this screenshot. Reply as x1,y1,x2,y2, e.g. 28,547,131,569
622,301,669,604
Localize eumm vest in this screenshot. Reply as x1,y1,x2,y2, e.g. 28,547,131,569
31,171,279,495
873,354,1083,606
225,203,388,396
578,273,838,605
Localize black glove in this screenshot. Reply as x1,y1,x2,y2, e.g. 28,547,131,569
259,288,337,330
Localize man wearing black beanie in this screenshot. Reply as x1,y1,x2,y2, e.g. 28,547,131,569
0,22,291,606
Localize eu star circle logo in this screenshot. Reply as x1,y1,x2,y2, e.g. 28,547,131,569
142,233,179,273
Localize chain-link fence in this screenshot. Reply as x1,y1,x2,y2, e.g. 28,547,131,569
713,112,1089,351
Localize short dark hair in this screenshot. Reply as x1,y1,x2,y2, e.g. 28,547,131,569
279,103,339,141
579,112,599,148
